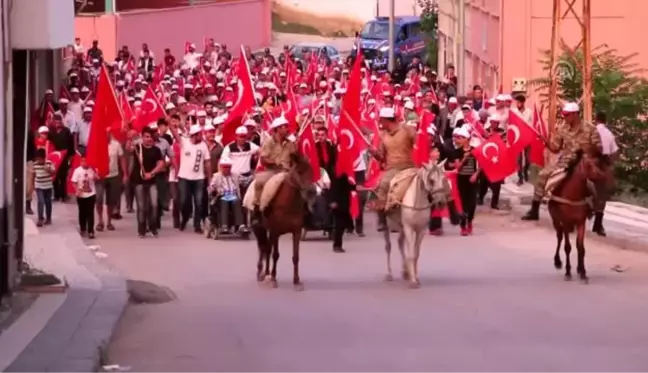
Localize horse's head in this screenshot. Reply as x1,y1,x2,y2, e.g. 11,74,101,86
420,160,449,207
288,152,314,188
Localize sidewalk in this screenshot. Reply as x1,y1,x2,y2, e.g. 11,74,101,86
0,202,127,372
498,178,648,253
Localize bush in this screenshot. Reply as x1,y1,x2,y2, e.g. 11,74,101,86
532,43,648,193
417,0,438,69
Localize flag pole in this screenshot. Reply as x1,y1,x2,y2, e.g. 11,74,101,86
342,110,372,147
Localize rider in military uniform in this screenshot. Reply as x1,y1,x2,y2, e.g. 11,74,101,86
251,116,298,224
368,107,416,214
521,102,603,221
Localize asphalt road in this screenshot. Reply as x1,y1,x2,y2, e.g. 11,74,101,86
97,208,648,371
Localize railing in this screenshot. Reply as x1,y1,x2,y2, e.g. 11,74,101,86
76,0,241,14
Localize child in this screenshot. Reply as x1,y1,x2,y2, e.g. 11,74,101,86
33,148,55,227
70,152,98,238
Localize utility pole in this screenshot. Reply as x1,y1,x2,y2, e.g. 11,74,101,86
457,0,465,95
547,0,593,137
388,0,395,72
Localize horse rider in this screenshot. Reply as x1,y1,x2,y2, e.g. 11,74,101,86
368,106,416,215
251,116,298,225
521,102,603,221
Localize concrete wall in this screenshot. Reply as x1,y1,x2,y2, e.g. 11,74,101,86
75,0,272,62
275,0,422,23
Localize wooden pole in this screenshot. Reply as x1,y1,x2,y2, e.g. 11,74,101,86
547,0,561,138
581,0,593,123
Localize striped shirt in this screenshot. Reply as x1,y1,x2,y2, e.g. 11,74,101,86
33,161,54,189
454,147,478,176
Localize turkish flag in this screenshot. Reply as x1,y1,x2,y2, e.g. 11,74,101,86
119,92,134,123
297,121,321,182
335,51,365,179
283,86,299,133
66,153,82,195
413,110,435,166
87,64,122,178
46,150,67,173
507,109,538,157
529,103,547,167
133,86,165,133
473,134,516,183
220,46,256,146
431,170,463,217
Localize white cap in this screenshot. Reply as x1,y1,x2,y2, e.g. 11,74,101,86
279,71,286,77
165,103,176,110
38,126,49,133
420,76,428,83
189,124,202,135
287,134,297,142
270,116,289,129
219,156,233,166
496,94,507,101
212,116,226,126
448,97,458,104
469,136,483,148
404,101,415,110
461,103,471,110
415,92,423,98
427,125,436,135
369,112,376,119
488,98,496,104
177,97,187,104
85,100,95,106
70,87,80,93
196,110,207,117
488,114,501,122
149,122,158,129
81,86,90,93
299,83,307,88
83,107,93,113
368,98,376,104
503,94,513,101
59,98,69,104
45,89,54,95
319,81,327,88
452,127,470,138
379,107,395,119
244,119,256,127
562,102,579,113
225,101,233,108
203,124,216,131
133,101,142,107
184,84,193,90
371,76,378,81
235,126,248,135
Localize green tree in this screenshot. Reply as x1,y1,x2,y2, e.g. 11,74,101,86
417,0,438,69
532,43,648,193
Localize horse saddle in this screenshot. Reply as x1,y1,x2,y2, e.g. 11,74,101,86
242,172,289,212
385,168,418,210
543,168,567,200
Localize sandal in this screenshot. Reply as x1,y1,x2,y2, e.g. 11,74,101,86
95,223,104,232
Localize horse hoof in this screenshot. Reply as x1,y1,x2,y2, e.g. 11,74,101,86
408,281,420,289
401,271,410,281
579,275,589,284
269,279,278,288
564,273,573,281
384,274,393,282
294,282,304,291
256,273,265,282
554,260,563,270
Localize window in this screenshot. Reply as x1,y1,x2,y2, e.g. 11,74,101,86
408,22,422,37
327,46,338,56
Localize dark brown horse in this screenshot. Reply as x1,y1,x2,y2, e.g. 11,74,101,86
548,149,609,283
252,153,314,290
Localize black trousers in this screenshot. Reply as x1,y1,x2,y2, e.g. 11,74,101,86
53,158,70,200
77,195,96,233
353,170,367,233
332,207,351,248
428,200,461,230
478,173,501,208
170,181,181,227
457,174,477,228
517,147,531,182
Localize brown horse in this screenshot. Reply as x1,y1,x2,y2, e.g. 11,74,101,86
548,149,609,283
252,153,314,290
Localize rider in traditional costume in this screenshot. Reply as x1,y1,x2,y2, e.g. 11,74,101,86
521,102,603,221
251,116,298,224
368,107,417,217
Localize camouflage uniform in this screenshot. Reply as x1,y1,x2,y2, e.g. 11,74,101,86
374,125,416,210
254,136,298,206
532,121,602,200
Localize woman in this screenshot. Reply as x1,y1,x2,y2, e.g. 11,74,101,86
452,127,479,236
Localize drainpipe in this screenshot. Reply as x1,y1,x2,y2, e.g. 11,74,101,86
105,0,114,14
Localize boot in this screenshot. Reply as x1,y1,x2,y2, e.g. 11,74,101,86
521,200,541,221
592,212,606,237
26,200,33,215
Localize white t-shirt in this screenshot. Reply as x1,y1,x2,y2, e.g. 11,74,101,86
177,137,211,180
107,139,124,178
71,166,98,198
596,123,619,155
221,142,260,175
183,52,202,70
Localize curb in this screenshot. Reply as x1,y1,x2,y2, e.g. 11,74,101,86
6,215,128,372
500,192,648,255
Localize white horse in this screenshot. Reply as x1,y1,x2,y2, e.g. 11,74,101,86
381,161,449,288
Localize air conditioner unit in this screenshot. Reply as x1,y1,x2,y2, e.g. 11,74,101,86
10,0,74,49
512,77,527,93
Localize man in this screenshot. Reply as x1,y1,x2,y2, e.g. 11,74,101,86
138,49,155,76
403,100,419,125
48,113,75,201
95,132,128,232
352,144,368,237
171,124,212,233
477,115,504,209
131,127,165,237
372,51,388,73
251,116,298,225
592,111,618,236
57,98,78,136
368,107,416,228
522,102,603,220
208,156,248,234
514,94,533,185
87,40,103,62
76,107,93,153
221,125,259,195
472,85,484,111
68,87,84,121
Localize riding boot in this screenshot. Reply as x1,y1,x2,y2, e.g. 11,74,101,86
521,200,541,221
592,212,606,237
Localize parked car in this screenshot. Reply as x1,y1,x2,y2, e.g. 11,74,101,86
288,42,341,66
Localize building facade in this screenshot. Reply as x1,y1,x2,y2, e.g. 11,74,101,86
0,0,72,302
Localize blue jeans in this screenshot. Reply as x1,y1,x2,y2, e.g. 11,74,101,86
36,188,53,221
178,178,205,230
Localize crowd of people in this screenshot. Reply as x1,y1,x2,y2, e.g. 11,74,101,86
25,36,618,249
